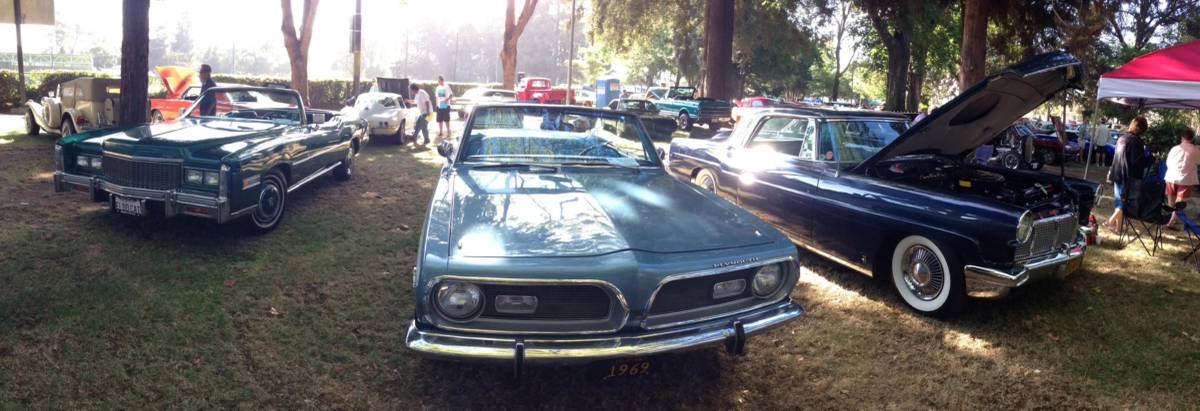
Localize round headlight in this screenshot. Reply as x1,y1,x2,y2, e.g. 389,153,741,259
434,281,483,320
751,264,784,298
1017,211,1034,243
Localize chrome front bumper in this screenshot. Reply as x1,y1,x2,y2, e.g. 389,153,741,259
964,236,1086,295
405,300,803,365
54,171,251,223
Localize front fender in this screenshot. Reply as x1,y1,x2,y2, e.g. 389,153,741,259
24,101,53,131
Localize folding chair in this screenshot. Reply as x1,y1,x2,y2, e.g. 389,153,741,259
1175,203,1200,262
1118,179,1171,255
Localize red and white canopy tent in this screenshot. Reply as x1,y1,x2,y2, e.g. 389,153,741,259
1088,40,1200,177
1097,40,1200,109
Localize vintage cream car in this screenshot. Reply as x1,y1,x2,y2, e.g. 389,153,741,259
344,92,422,143
25,77,123,137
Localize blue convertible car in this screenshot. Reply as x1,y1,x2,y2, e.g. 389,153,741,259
667,52,1098,315
406,105,803,376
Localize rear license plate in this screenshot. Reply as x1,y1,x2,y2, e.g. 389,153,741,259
591,357,656,380
113,196,146,217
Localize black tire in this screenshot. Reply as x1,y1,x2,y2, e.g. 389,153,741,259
244,171,287,234
334,147,354,181
151,110,165,123
887,235,966,317
60,118,76,137
1000,152,1020,170
25,110,40,136
1036,147,1057,165
396,120,407,145
693,168,718,193
677,112,693,131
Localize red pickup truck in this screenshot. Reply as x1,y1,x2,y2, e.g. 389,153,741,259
515,76,574,104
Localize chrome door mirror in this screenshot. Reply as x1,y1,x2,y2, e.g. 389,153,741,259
436,141,455,162
48,91,56,98
656,147,667,160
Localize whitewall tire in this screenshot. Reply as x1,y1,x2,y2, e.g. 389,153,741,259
890,235,965,316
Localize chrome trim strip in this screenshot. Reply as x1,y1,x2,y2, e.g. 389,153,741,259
103,152,184,164
406,300,803,364
794,241,874,276
229,204,258,219
287,161,341,194
641,256,795,330
422,275,631,336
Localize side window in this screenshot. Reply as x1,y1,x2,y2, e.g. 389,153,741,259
750,99,763,108
746,116,813,158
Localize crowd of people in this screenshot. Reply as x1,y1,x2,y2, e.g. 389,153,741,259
1102,116,1200,233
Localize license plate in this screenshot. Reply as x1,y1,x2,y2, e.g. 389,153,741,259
1064,257,1082,275
113,196,146,217
591,357,656,380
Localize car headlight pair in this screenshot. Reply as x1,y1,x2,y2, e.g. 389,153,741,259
184,168,221,186
75,154,102,170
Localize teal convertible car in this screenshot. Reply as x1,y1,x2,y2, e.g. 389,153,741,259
53,86,365,233
405,105,804,378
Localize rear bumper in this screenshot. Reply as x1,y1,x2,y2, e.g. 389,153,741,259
964,235,1086,294
405,299,803,365
54,171,248,223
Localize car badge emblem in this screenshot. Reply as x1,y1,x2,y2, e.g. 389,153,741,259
712,257,759,268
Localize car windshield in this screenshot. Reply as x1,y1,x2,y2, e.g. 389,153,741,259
623,100,654,112
668,88,696,99
818,119,910,163
462,106,657,167
182,88,304,124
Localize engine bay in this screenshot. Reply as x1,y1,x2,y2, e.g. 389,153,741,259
869,156,1065,208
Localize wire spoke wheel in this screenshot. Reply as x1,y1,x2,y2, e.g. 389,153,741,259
901,245,945,301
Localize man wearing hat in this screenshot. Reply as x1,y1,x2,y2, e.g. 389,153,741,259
198,64,218,116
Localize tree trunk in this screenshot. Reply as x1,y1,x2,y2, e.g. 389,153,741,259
958,0,987,90
906,47,927,112
883,40,910,112
281,0,319,106
702,0,734,100
119,0,150,126
501,0,539,89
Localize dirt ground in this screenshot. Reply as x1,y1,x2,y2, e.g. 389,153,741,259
0,115,1196,409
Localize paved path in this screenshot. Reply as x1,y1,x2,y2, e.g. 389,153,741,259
0,114,24,135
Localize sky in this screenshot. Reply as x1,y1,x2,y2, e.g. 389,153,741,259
1,0,523,78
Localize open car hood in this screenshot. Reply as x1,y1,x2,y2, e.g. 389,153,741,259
156,66,198,99
854,52,1083,172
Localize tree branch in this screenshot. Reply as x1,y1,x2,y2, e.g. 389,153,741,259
512,0,539,38
298,0,319,53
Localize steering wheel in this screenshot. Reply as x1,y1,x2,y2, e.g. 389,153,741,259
577,142,622,157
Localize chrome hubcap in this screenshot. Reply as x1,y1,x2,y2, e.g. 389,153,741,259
901,245,944,301
254,183,282,224
700,175,714,191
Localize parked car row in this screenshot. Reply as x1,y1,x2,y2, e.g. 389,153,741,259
39,52,1098,378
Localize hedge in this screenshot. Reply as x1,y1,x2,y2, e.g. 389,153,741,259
2,69,486,111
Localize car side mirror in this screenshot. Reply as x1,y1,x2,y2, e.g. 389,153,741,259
48,91,56,98
436,141,455,162
657,147,667,160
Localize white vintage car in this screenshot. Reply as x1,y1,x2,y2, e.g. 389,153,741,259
450,88,517,119
345,92,421,143
25,77,123,137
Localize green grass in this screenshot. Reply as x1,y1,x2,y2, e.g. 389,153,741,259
0,125,1197,408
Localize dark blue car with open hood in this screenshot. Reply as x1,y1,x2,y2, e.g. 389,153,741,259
667,52,1098,316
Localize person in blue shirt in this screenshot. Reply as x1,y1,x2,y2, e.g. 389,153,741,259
434,75,455,137
198,64,218,117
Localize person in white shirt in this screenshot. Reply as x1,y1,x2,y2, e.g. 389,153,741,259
1092,121,1111,165
1165,128,1199,229
410,83,434,145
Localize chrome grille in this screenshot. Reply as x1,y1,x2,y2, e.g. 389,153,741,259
1015,213,1077,263
478,284,611,321
648,267,756,314
102,155,181,190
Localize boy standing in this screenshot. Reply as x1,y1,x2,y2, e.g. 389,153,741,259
435,76,454,137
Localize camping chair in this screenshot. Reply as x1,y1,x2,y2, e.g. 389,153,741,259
1118,178,1171,255
1175,203,1200,263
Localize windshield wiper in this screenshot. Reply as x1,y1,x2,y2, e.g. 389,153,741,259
469,162,559,172
557,160,642,171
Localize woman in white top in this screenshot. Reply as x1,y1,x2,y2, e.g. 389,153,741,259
1165,128,1199,229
